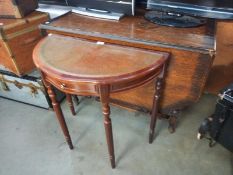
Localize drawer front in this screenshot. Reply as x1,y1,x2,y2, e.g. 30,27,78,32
45,75,98,96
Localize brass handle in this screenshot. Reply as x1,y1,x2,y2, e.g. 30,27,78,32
60,83,66,89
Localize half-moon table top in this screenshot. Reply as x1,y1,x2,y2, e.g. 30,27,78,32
33,34,169,83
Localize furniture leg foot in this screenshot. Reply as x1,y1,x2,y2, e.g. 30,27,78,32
104,114,116,168
66,94,76,116
66,137,74,150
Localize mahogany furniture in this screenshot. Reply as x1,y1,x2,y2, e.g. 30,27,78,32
0,11,49,76
0,0,38,18
40,12,216,132
33,34,169,168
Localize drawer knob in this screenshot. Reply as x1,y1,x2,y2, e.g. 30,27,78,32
60,83,66,89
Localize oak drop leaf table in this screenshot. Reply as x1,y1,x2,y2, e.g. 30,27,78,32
33,34,169,168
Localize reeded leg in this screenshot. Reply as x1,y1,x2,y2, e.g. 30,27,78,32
66,94,76,116
46,83,73,149
99,85,115,169
149,78,162,144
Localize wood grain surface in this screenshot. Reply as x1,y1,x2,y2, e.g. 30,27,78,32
33,34,168,92
35,35,167,79
205,20,233,94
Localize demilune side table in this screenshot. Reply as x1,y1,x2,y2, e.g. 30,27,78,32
33,34,169,168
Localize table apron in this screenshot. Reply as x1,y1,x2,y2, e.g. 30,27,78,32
43,69,162,96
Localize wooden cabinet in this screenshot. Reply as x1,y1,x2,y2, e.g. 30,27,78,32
0,11,49,76
0,0,38,18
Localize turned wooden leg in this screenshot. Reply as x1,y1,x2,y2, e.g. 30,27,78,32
66,94,76,116
99,85,115,169
46,83,73,149
149,78,162,144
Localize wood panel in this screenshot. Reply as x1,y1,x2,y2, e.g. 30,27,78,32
0,41,18,74
111,49,213,114
205,21,233,94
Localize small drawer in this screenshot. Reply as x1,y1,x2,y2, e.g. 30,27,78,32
45,75,98,95
46,76,74,91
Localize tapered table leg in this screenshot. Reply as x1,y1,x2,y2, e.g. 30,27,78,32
66,94,76,116
46,83,73,149
100,85,116,169
149,78,162,144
